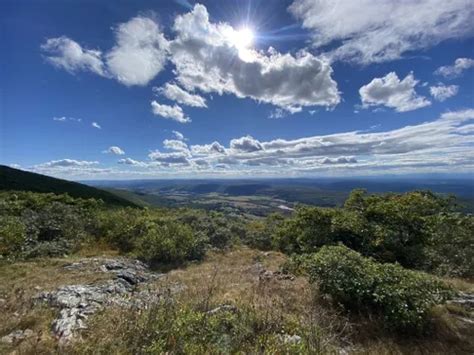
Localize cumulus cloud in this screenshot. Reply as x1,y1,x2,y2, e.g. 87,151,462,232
106,17,169,86
321,156,357,164
148,150,191,165
230,135,264,153
163,139,189,152
435,57,474,78
33,159,99,168
169,4,340,112
151,101,190,123
118,158,147,167
430,84,459,102
42,17,168,86
359,72,431,112
154,83,207,107
92,122,101,129
190,141,226,155
157,108,474,176
103,146,125,155
41,37,107,76
289,0,474,64
172,130,185,140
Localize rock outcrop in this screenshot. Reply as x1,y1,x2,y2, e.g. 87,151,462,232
35,258,181,344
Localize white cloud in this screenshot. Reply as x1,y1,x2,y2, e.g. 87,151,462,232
103,146,125,155
41,37,107,76
190,141,226,155
435,57,474,78
53,116,81,122
321,156,357,165
172,130,185,140
359,72,431,112
42,17,168,86
430,84,459,102
148,150,191,165
169,108,474,176
118,158,147,167
230,135,264,152
169,4,340,112
154,83,207,107
163,139,189,152
106,17,169,86
92,122,102,129
33,159,99,168
32,109,474,178
151,101,190,123
289,0,474,64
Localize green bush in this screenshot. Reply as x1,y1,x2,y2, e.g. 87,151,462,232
96,208,154,252
305,245,453,331
135,219,207,265
424,213,474,278
244,213,284,250
273,206,334,254
0,216,26,258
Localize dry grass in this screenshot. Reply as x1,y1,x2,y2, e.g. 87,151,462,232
0,256,115,354
0,248,473,354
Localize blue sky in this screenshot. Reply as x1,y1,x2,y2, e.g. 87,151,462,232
2,0,474,179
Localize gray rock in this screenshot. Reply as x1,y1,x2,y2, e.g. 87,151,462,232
279,334,302,345
0,329,34,344
207,304,238,315
35,257,170,344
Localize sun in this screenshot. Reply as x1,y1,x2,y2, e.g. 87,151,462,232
228,26,255,49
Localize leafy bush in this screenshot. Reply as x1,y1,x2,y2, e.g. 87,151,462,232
272,190,471,277
244,213,284,250
0,192,102,259
96,208,154,252
135,219,207,265
305,245,453,331
177,210,238,249
424,213,474,278
0,216,26,258
273,206,334,254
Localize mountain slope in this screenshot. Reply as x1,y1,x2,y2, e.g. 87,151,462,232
0,165,137,207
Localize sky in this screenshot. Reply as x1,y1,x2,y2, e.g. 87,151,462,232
1,0,474,180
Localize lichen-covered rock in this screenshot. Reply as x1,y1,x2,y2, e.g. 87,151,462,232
0,329,34,344
34,257,172,344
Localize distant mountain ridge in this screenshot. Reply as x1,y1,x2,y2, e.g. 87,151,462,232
0,165,137,207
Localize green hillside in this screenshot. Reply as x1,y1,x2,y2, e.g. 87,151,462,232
0,165,137,207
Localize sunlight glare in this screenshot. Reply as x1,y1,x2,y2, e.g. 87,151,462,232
230,26,254,49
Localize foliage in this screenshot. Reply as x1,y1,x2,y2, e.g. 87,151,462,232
78,301,320,354
0,216,26,259
424,213,474,278
305,245,454,331
244,213,284,250
272,206,335,254
135,219,207,265
0,192,101,259
268,189,472,277
0,165,137,207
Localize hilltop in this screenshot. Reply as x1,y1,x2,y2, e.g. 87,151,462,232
0,165,137,207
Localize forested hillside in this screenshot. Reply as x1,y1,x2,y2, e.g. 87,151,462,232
0,165,137,207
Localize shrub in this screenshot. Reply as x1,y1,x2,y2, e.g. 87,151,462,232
0,216,26,258
177,210,237,249
273,206,334,254
424,213,474,278
96,208,154,252
305,245,453,331
244,213,284,250
135,219,207,265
